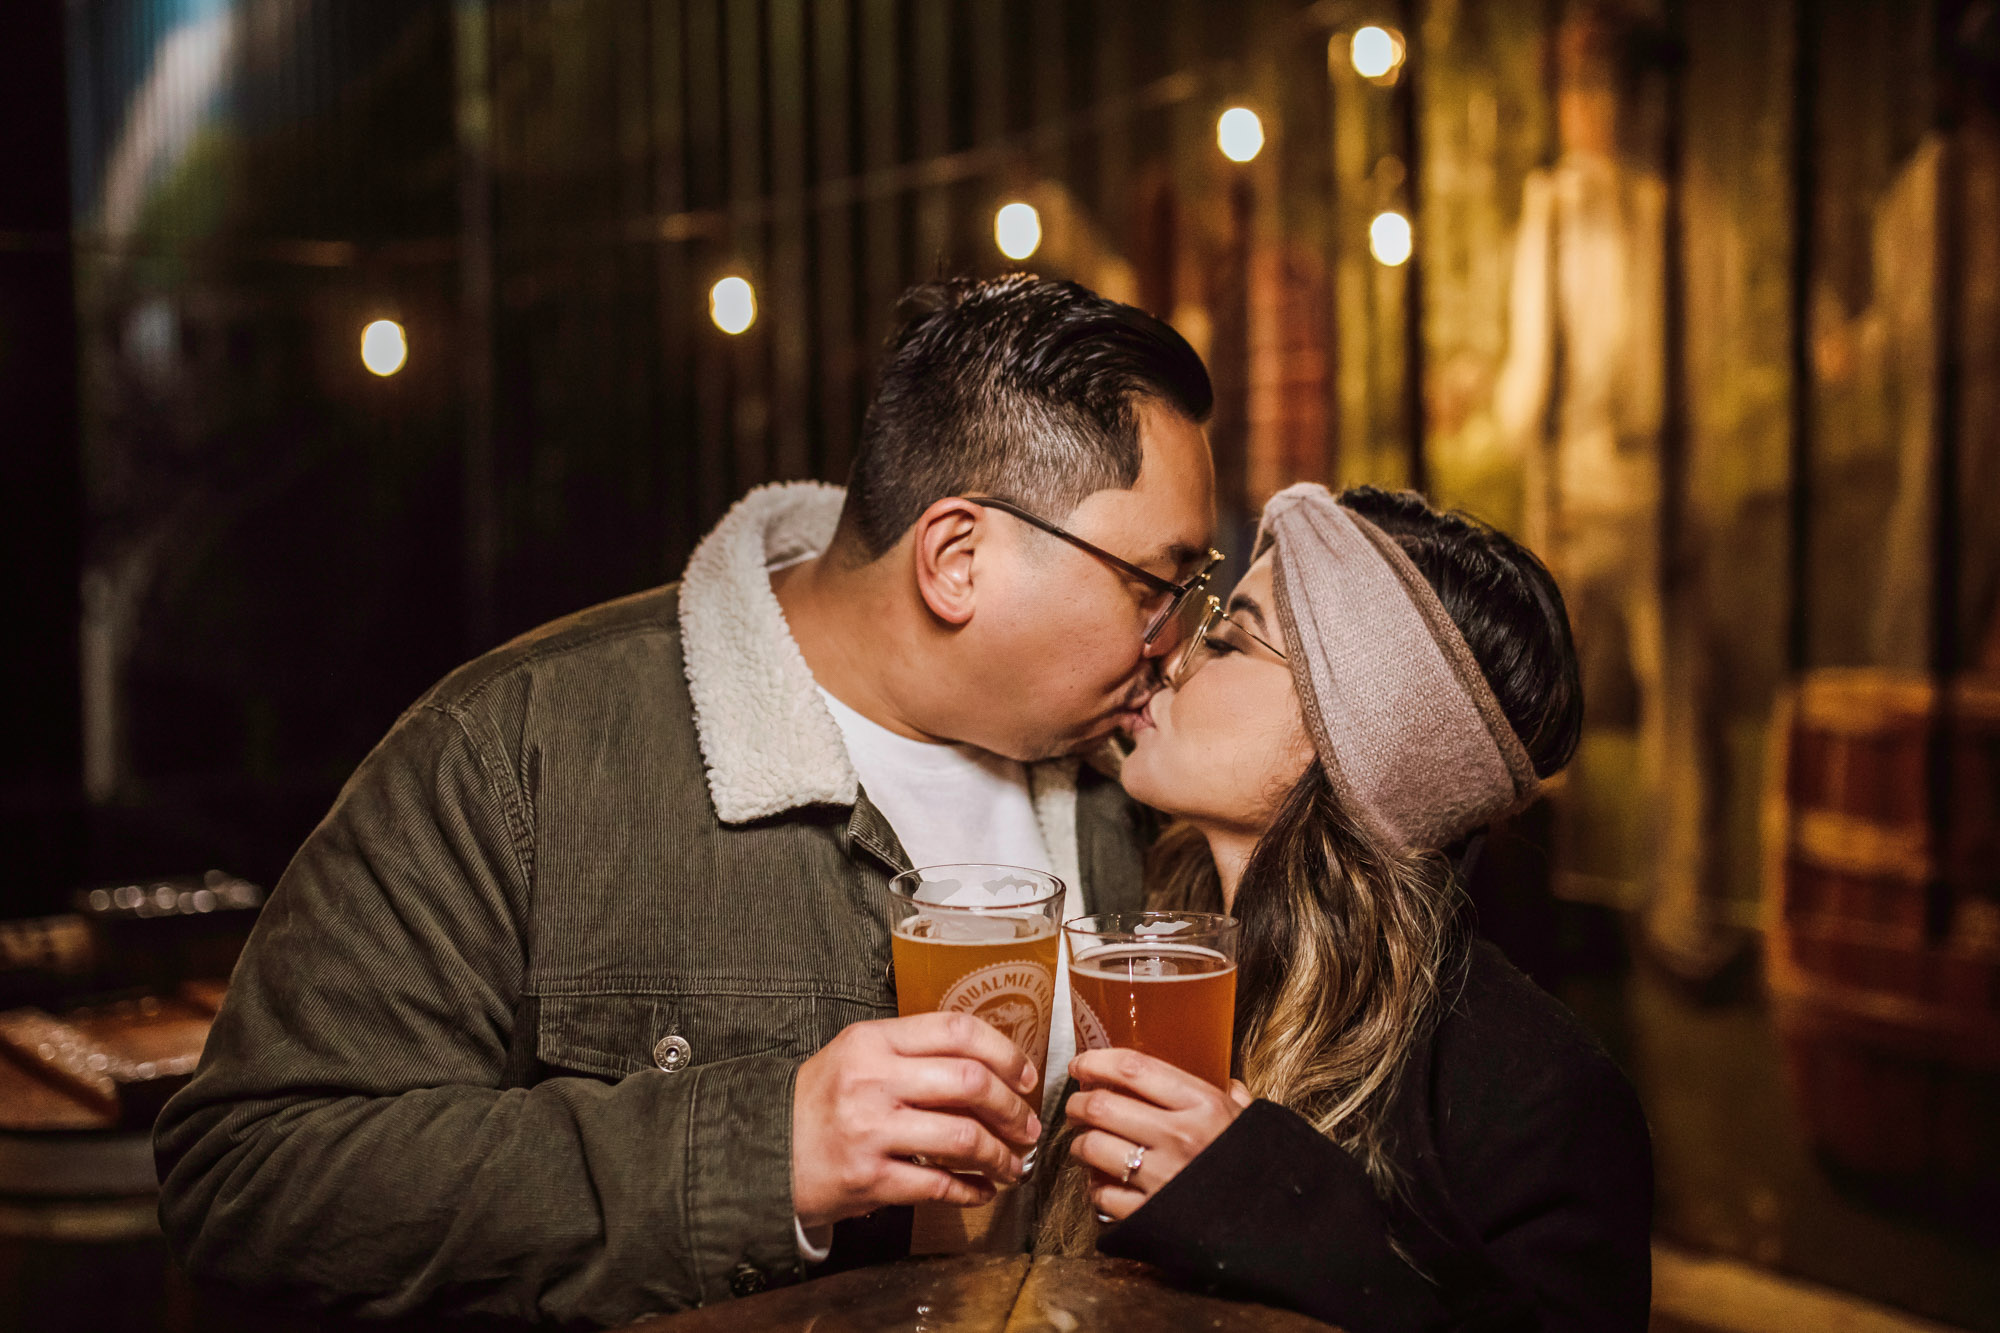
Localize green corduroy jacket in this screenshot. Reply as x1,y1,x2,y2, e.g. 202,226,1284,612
154,485,1149,1326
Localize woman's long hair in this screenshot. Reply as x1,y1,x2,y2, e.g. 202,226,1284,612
1036,487,1582,1255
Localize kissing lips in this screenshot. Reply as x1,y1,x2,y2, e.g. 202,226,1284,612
1115,692,1159,738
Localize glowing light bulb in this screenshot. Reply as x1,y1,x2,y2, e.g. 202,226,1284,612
710,276,756,334
1370,211,1413,266
360,319,407,376
994,202,1042,261
1216,107,1264,163
1351,26,1404,79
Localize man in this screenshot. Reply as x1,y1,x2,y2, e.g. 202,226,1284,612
155,275,1217,1324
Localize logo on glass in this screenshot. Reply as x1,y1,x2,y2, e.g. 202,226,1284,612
940,961,1055,1055
1072,991,1110,1053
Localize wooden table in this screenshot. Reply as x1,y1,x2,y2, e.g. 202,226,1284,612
636,1254,1340,1332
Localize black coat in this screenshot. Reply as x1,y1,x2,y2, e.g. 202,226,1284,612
1097,941,1654,1333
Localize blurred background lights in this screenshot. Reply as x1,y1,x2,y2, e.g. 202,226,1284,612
709,276,756,334
360,319,407,376
994,201,1042,261
1350,25,1405,79
1370,211,1413,266
1216,107,1264,163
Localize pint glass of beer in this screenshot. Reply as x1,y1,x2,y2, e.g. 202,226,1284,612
888,864,1065,1130
1063,912,1239,1089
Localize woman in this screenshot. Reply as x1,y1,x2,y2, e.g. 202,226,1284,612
1041,483,1652,1332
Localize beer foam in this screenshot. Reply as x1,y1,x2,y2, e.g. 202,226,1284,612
1072,942,1230,980
921,911,1022,943
911,876,1050,909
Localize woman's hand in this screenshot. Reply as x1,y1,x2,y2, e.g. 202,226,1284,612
1065,1049,1254,1221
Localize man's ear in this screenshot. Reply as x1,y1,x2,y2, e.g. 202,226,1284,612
910,497,985,626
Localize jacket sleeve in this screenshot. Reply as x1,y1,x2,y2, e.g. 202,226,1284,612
153,701,802,1325
1097,1100,1538,1333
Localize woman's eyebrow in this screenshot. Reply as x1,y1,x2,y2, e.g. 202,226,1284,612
1226,593,1270,634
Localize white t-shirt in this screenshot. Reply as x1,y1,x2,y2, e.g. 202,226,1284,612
812,689,1083,1259
817,688,1084,1132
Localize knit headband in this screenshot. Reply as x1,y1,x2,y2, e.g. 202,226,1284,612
1256,483,1540,855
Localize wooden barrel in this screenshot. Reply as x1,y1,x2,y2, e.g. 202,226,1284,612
1763,669,2000,1193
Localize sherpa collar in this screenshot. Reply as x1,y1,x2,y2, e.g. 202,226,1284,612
679,482,858,823
678,480,1086,842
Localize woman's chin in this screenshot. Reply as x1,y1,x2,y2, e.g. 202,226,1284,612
1118,731,1179,812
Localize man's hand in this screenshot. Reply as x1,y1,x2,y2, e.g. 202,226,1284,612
1064,1048,1253,1222
791,1011,1043,1231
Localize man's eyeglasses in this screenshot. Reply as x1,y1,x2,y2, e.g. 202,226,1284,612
1166,595,1289,689
966,496,1223,647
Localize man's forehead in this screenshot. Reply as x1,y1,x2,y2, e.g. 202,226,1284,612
1120,409,1215,524
1073,482,1211,563
1054,401,1213,554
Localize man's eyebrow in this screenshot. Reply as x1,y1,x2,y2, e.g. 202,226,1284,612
1158,542,1207,572
1226,592,1270,633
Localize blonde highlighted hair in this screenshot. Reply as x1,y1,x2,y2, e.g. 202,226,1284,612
1036,766,1465,1255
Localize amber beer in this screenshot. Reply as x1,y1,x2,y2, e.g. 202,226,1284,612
1064,913,1240,1090
887,865,1065,1114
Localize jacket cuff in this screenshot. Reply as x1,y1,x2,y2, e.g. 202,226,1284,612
1098,1099,1458,1332
684,1054,807,1301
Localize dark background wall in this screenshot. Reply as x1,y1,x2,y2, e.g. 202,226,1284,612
1,2,86,916
3,1,1997,1326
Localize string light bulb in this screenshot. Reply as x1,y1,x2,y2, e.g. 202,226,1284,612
1350,26,1405,80
710,276,756,334
1370,211,1413,266
360,319,407,376
994,202,1042,261
1216,107,1264,163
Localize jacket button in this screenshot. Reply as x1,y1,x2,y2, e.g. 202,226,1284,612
729,1261,767,1297
653,1034,692,1072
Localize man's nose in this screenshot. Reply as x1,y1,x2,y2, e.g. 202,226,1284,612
1140,617,1185,660
1144,616,1184,660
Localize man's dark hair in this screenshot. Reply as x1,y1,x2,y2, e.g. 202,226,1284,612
837,274,1213,559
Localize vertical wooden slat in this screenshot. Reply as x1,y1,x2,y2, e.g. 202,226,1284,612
686,0,733,522
1096,2,1135,240
1924,0,1966,940
812,0,858,480
613,1,658,583
970,0,1007,150
971,0,1008,289
1211,177,1254,562
1655,0,1724,968
1928,6,1965,683
1786,0,1818,675
1319,24,1342,487
1660,0,1693,639
859,0,900,340
0,0,87,899
1329,31,1376,487
725,0,770,489
455,0,498,652
768,0,810,480
652,0,698,573
1034,0,1068,180
1396,0,1429,494
912,0,950,275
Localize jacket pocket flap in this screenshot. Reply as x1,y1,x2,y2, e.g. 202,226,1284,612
535,990,887,1081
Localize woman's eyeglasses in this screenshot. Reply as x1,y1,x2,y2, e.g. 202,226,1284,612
1166,595,1289,689
965,496,1223,647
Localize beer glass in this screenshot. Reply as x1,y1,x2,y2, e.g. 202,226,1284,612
887,864,1065,1167
1063,912,1239,1089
